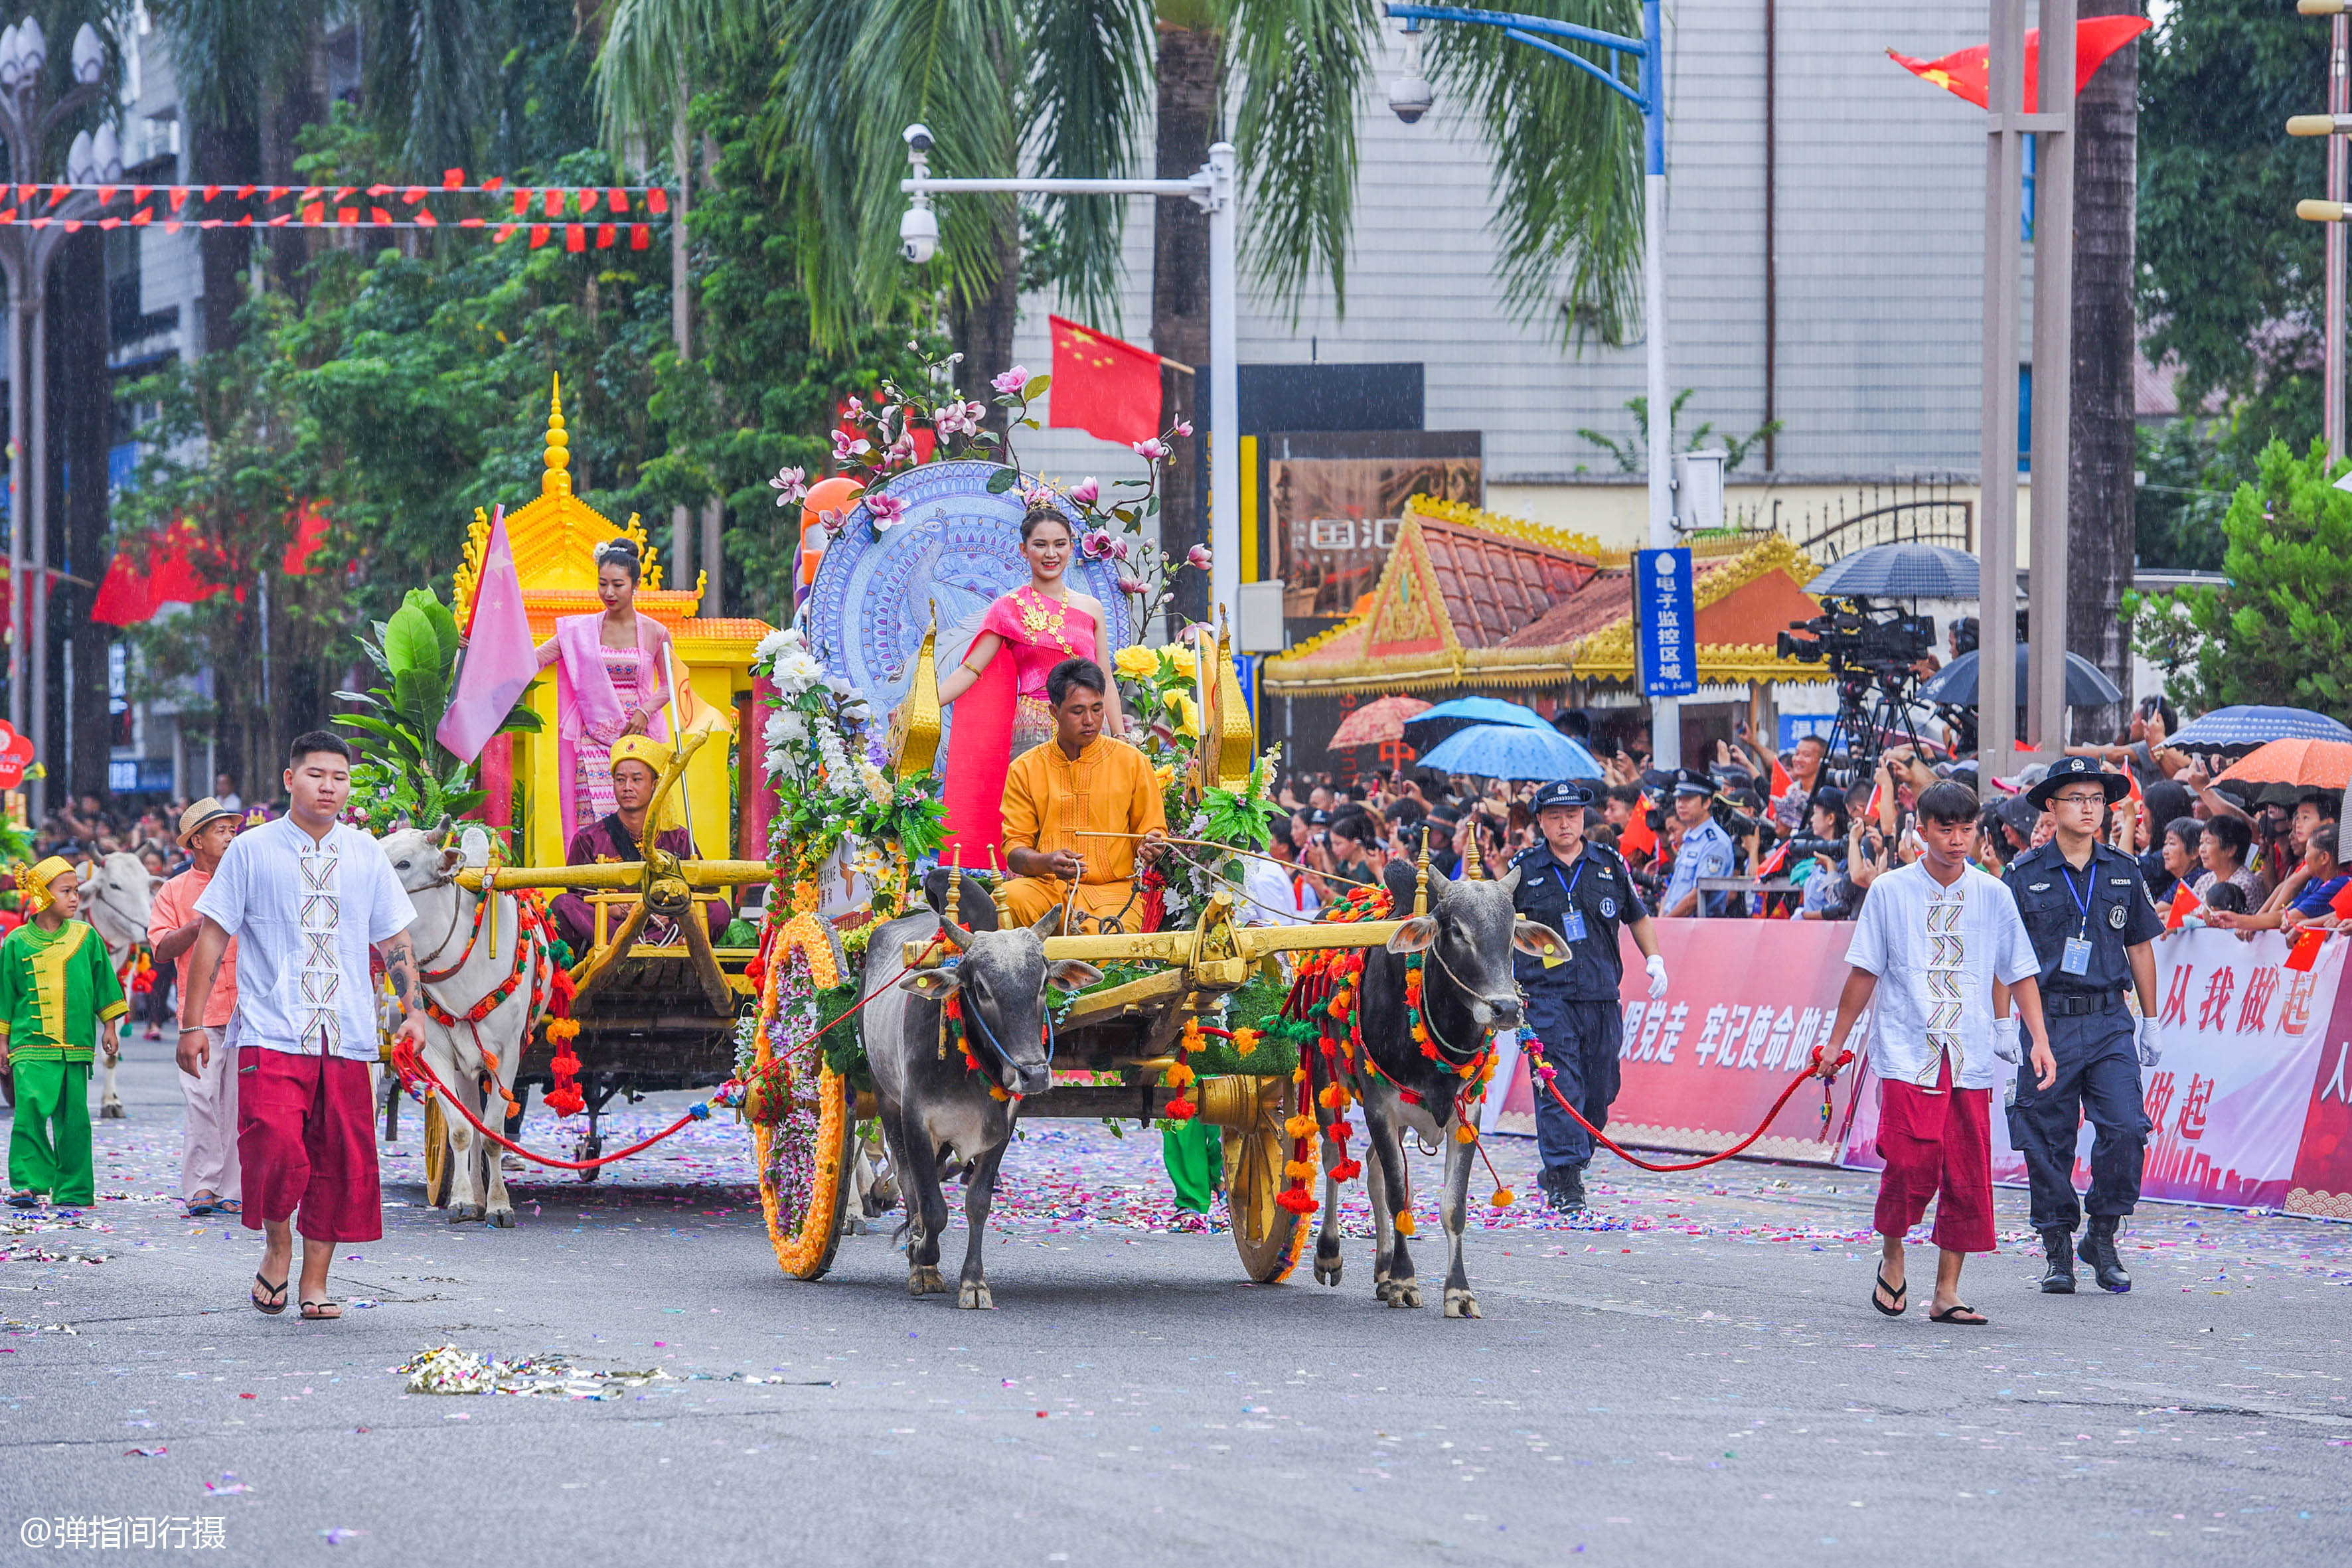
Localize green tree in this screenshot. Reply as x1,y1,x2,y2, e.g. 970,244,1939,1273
2125,437,2352,720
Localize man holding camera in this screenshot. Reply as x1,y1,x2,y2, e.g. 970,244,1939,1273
1509,779,1670,1212
1999,755,2161,1295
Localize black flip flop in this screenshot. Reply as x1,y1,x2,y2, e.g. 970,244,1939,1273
250,1273,287,1316
1928,1302,1988,1325
299,1297,343,1321
1871,1269,1907,1317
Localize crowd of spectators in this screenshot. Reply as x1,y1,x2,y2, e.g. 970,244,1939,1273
1269,695,2347,935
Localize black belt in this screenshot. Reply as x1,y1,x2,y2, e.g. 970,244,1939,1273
2045,988,2126,1017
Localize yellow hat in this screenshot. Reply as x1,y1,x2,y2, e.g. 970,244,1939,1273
607,736,682,834
12,856,73,912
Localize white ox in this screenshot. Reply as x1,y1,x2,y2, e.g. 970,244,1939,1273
78,852,163,1121
379,827,546,1227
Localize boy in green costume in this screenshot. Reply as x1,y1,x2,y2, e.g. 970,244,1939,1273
1,858,127,1209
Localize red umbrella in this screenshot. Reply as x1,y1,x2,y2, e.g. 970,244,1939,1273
2217,738,2352,791
1327,695,1431,751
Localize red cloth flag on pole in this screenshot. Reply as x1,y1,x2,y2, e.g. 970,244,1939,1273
2286,925,2328,974
1621,803,1658,862
437,507,536,763
2331,878,2352,921
1769,754,1794,803
1048,315,1162,448
2164,882,2200,933
1889,17,2151,112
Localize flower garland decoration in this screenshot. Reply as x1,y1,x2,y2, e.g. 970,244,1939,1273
1269,882,1395,1216
939,990,1011,1103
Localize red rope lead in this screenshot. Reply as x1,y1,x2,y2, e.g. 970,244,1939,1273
1531,1048,1853,1174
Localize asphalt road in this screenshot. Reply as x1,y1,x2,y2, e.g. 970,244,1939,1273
2,1049,2346,1567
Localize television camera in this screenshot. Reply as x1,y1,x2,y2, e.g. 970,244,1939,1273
1776,595,1938,771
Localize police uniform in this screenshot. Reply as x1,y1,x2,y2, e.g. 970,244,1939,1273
1660,769,1735,917
2001,755,2162,1294
1512,780,1651,1204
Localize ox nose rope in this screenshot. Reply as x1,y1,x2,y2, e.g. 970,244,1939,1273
1528,1046,1855,1174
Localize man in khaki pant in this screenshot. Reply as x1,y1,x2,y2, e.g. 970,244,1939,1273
149,800,242,1216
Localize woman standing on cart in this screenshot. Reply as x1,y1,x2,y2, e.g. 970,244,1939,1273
935,503,1127,870
534,538,677,834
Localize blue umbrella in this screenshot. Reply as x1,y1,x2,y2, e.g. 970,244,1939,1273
1916,646,2123,708
1418,723,1605,781
1806,543,1980,599
2166,705,2352,751
1399,696,1553,749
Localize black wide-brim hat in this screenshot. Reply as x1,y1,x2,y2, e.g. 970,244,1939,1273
2025,754,2130,810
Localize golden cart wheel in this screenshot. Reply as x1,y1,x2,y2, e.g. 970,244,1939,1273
422,1096,451,1210
755,1064,852,1280
1221,1073,1307,1284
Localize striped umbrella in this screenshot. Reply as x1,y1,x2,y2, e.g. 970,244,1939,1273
1326,695,1433,750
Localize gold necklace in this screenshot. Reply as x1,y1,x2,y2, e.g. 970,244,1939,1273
1017,586,1076,651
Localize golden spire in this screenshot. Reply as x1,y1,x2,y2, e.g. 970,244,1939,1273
544,373,571,497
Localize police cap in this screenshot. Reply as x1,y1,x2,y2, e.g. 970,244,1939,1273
2024,754,2129,810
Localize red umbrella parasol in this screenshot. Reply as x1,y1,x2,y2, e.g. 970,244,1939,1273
2217,738,2352,791
1327,695,1432,751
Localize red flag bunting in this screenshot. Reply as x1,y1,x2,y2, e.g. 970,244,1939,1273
443,168,465,189
595,223,615,248
645,189,668,214
564,224,585,252
544,189,563,218
629,224,650,250
528,224,550,248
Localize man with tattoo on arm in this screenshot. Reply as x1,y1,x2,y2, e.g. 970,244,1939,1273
176,732,425,1322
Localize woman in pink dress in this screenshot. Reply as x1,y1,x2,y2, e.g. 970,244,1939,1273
937,505,1126,870
534,538,678,834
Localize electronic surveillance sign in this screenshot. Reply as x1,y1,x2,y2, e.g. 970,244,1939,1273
1635,546,1697,699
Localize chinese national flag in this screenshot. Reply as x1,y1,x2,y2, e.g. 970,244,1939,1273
1048,315,1162,447
1769,755,1794,802
1889,17,2151,113
1622,803,1658,862
2331,878,2352,921
2165,882,2199,933
2287,926,2327,974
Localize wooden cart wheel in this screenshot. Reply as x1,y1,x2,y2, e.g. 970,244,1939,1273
422,1096,450,1210
755,1064,852,1280
1223,1073,1307,1284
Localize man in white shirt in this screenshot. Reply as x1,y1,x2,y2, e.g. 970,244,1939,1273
1818,780,2054,1327
176,733,427,1322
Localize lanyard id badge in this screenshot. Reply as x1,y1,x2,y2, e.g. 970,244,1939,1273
2059,863,2095,976
1551,861,1588,949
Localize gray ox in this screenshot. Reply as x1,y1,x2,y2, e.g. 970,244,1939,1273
380,827,540,1226
1310,861,1559,1319
79,852,164,1121
859,898,1098,1307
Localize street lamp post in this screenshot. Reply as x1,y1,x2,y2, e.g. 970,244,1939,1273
0,15,108,816
898,128,1242,629
1381,3,1677,769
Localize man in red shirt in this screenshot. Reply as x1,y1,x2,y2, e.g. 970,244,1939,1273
149,799,242,1217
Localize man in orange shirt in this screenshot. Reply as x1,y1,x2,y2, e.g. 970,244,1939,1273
149,799,242,1217
999,659,1168,932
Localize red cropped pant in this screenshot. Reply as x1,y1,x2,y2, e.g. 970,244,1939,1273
1872,1052,1996,1255
237,1048,382,1243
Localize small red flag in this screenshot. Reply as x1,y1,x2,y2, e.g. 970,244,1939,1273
443,168,465,189
545,188,564,218
629,224,651,250
565,224,586,252
646,188,668,214
1889,17,2152,112
2164,882,2200,933
1770,755,1794,802
1622,803,1658,861
2122,757,2144,805
1047,314,1163,448
528,224,549,248
370,206,392,225
2331,878,2352,920
2286,926,2327,973
595,223,615,249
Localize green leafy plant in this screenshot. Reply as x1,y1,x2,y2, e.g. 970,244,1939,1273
333,588,542,828
1577,388,1782,474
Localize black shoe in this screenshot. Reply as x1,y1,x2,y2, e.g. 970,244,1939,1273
1542,1166,1587,1213
2078,1215,2132,1293
2037,1227,2076,1294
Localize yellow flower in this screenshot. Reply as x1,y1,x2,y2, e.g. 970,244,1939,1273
1113,645,1159,680
1165,645,1198,679
1153,762,1175,789
1166,690,1200,739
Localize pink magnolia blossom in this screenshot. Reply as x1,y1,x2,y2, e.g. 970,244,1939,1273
1116,575,1147,596
1132,437,1170,461
992,365,1030,395
832,428,872,463
935,399,982,437
817,507,850,535
842,395,867,424
1068,477,1101,505
1173,419,1194,437
1080,528,1116,562
880,429,919,469
1186,543,1213,571
866,492,909,528
768,465,809,508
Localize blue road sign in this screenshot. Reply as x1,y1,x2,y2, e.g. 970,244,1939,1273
1634,547,1696,699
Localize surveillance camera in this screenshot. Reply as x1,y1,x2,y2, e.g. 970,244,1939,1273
903,123,934,154
900,204,939,264
1387,75,1433,125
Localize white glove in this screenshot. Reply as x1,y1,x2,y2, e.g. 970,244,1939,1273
1991,1015,2021,1064
1644,954,1670,999
2136,1014,2161,1069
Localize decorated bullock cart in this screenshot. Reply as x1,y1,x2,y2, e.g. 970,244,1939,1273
394,368,1518,1310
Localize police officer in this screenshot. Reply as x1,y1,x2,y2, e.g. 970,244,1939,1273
1510,779,1670,1212
1660,768,1735,918
1999,755,2162,1294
